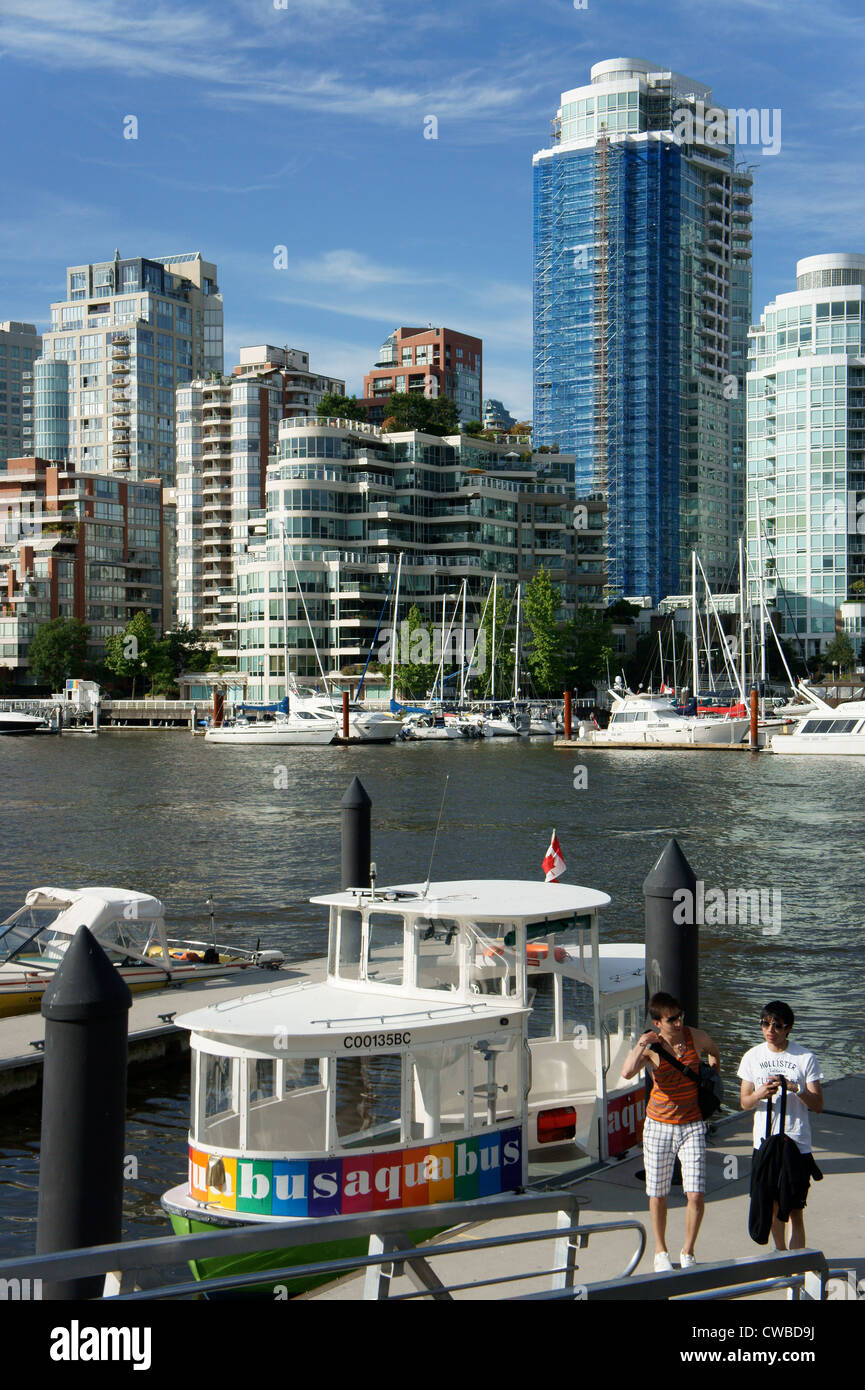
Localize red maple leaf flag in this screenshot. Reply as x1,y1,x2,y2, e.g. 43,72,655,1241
542,829,566,883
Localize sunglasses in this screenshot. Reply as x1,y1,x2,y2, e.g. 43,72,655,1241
660,1012,684,1024
760,1019,788,1030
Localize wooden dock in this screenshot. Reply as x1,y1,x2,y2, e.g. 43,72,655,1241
0,959,326,1099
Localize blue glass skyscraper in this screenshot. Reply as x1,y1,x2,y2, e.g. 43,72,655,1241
533,59,753,603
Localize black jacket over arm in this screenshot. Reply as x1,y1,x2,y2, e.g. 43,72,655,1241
748,1080,823,1244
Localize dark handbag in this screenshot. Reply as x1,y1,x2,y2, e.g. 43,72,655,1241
657,1042,724,1120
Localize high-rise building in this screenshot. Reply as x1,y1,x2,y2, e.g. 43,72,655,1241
28,252,222,485
747,253,865,657
0,456,163,682
0,322,41,468
533,58,753,603
175,347,345,644
363,326,482,422
229,416,575,697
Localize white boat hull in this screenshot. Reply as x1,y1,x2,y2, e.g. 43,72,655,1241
771,733,865,755
586,717,750,747
205,724,335,745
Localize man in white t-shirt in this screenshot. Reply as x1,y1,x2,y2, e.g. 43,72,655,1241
738,999,824,1250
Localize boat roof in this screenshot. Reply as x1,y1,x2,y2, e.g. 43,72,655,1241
22,886,164,935
310,879,610,920
596,944,645,995
801,702,865,717
175,979,527,1041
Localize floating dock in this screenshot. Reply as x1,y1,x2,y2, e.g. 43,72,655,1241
0,959,326,1099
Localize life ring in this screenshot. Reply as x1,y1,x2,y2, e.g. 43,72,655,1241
527,943,567,964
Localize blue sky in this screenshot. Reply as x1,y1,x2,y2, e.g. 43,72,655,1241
0,0,862,418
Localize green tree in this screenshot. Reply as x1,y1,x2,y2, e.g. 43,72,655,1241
316,393,368,423
823,631,856,676
104,613,159,698
27,617,91,690
383,392,460,436
463,419,485,437
393,604,439,699
522,568,566,695
163,624,222,675
563,606,615,696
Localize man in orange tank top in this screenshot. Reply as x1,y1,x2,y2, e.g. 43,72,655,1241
622,991,721,1273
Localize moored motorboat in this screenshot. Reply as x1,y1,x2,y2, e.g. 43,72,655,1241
0,887,285,1017
577,690,750,746
161,875,645,1295
0,709,48,735
770,684,865,755
205,711,336,745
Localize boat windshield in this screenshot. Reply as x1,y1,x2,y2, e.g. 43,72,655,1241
0,907,72,965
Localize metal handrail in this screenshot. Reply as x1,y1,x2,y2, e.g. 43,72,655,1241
515,1249,830,1302
0,1191,645,1301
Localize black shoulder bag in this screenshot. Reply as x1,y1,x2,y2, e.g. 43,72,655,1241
656,1041,724,1121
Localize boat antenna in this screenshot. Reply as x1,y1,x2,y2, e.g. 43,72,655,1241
422,775,450,899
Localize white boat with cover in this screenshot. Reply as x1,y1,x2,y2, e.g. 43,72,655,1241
204,710,337,745
161,875,645,1293
771,682,865,755
578,690,750,746
0,709,48,734
0,887,285,1017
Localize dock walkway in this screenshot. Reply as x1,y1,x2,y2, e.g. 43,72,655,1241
0,959,327,1098
306,1074,865,1300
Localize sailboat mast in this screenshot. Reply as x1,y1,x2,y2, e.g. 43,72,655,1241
658,630,665,692
460,579,467,706
389,552,403,705
671,616,678,696
440,591,447,702
491,574,497,702
513,582,521,701
738,536,747,700
755,491,767,712
280,518,290,702
691,551,699,703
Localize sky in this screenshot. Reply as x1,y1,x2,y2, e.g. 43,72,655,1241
0,0,863,419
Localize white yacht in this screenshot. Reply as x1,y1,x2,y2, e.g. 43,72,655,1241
0,709,48,734
770,686,865,755
205,710,337,746
288,683,401,743
577,690,751,747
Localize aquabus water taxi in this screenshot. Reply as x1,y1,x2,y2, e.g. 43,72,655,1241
161,876,645,1294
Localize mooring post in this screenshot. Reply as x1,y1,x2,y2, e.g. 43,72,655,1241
340,777,371,964
342,690,350,741
564,690,572,741
750,685,759,750
36,925,131,1299
642,838,699,1027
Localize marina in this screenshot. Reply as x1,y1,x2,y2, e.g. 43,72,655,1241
1,732,864,1309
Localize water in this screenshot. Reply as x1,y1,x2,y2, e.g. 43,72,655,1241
1,732,863,1259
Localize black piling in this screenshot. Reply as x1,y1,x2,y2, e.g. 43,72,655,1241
340,777,372,965
642,837,699,1027
341,775,371,891
36,925,132,1299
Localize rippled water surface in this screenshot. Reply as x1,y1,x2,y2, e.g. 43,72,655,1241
1,732,862,1256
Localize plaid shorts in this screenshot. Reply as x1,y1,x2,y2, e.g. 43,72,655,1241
643,1116,706,1196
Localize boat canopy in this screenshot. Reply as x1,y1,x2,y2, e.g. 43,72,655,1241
310,879,610,921
21,886,165,936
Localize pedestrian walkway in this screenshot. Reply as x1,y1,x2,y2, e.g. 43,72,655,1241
305,1075,865,1299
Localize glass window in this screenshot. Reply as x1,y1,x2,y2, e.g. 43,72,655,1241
411,1041,469,1139
198,1052,239,1148
335,1053,403,1149
414,917,459,991
366,913,404,985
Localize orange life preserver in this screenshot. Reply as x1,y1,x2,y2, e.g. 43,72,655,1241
526,943,567,964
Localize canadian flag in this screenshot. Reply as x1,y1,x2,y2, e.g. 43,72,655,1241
542,830,566,883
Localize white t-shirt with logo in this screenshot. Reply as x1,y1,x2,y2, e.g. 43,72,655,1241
737,1041,823,1153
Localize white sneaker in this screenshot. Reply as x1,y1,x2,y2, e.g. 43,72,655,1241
654,1252,674,1272
680,1251,697,1268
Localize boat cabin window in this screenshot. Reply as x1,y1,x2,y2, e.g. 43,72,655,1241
199,1053,240,1149
527,973,556,1038
332,907,363,981
468,921,520,998
801,718,860,734
365,913,404,986
562,976,595,1038
410,1041,469,1139
245,1057,326,1152
335,1053,403,1150
413,917,460,992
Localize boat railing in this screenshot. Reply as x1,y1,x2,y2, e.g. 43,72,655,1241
0,1191,647,1301
310,1001,497,1027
